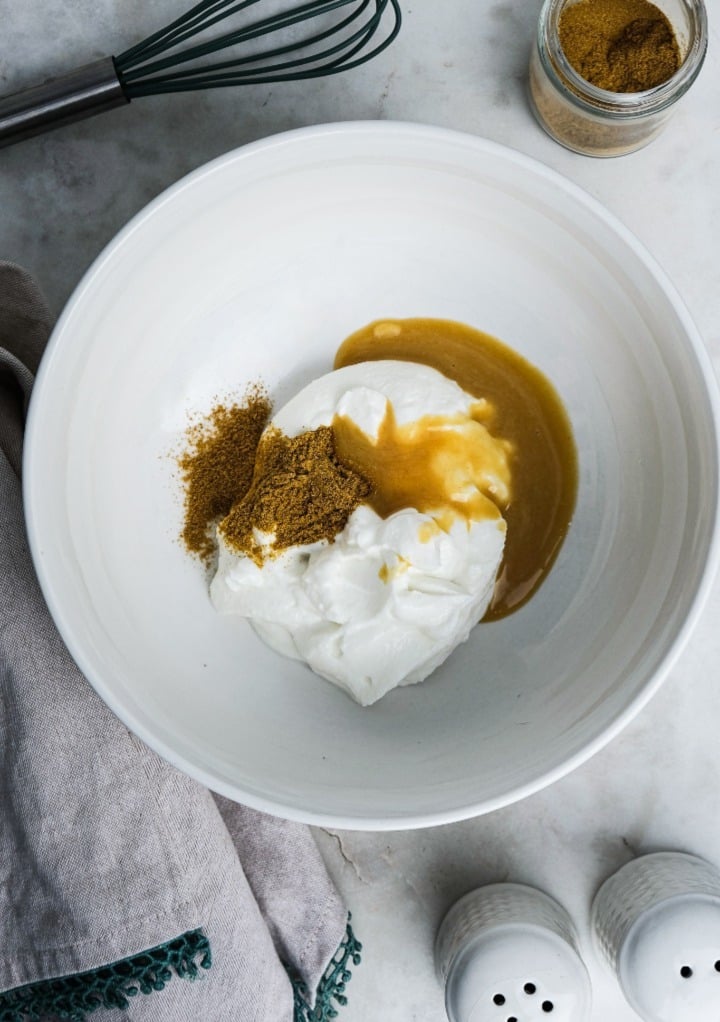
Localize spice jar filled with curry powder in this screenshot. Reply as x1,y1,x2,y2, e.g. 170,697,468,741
529,0,707,156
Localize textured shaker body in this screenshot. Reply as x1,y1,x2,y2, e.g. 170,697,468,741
592,851,720,1021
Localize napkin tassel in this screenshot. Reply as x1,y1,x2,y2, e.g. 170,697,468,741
291,915,362,1022
0,929,212,1022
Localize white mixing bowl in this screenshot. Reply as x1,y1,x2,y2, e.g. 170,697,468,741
24,122,720,829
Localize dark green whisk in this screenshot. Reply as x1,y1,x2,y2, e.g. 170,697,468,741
0,0,401,147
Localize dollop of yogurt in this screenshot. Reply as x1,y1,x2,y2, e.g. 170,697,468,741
210,361,509,706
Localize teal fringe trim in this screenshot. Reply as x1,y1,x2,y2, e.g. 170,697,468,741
0,930,211,1022
291,916,362,1022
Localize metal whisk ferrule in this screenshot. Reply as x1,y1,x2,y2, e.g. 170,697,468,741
0,59,128,149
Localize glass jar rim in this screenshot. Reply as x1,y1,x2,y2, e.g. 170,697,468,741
537,0,708,118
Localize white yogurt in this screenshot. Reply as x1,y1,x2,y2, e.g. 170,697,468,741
210,361,508,706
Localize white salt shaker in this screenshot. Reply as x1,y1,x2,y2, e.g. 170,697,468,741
591,851,720,1021
435,883,591,1022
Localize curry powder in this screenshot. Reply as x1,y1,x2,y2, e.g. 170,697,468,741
219,425,370,564
178,388,272,562
559,0,680,92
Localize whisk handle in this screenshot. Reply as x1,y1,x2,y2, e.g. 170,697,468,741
0,58,128,149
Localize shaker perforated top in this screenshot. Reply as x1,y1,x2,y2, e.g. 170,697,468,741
436,883,591,1022
446,927,591,1022
618,895,720,1021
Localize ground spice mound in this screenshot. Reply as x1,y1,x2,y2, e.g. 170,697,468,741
219,425,371,565
559,0,680,92
179,388,272,562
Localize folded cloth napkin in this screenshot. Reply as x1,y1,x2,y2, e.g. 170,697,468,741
0,262,358,1022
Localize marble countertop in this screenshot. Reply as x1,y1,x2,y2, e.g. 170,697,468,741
3,1,719,1019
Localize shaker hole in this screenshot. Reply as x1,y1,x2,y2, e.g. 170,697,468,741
507,1017,518,1022
524,982,537,994
680,966,693,978
714,961,720,972
542,1002,554,1013
493,994,506,1005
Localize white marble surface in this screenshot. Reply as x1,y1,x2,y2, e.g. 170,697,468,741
3,1,720,1019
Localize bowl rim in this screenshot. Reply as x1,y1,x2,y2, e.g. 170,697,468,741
23,120,720,829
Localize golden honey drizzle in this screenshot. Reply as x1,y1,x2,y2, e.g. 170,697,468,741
334,318,578,621
332,403,511,527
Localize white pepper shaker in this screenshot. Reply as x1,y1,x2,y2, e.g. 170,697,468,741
591,851,720,1021
435,883,591,1022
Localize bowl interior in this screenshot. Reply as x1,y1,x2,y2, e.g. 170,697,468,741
25,122,719,828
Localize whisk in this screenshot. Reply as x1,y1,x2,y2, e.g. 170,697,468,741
0,0,401,148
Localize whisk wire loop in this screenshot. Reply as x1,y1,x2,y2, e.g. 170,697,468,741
120,0,301,69
117,0,260,68
119,0,370,82
128,23,383,91
124,3,386,88
115,0,399,96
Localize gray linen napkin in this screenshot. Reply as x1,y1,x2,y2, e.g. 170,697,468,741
0,262,355,1022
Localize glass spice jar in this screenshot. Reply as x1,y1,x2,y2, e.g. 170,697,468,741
529,0,708,157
